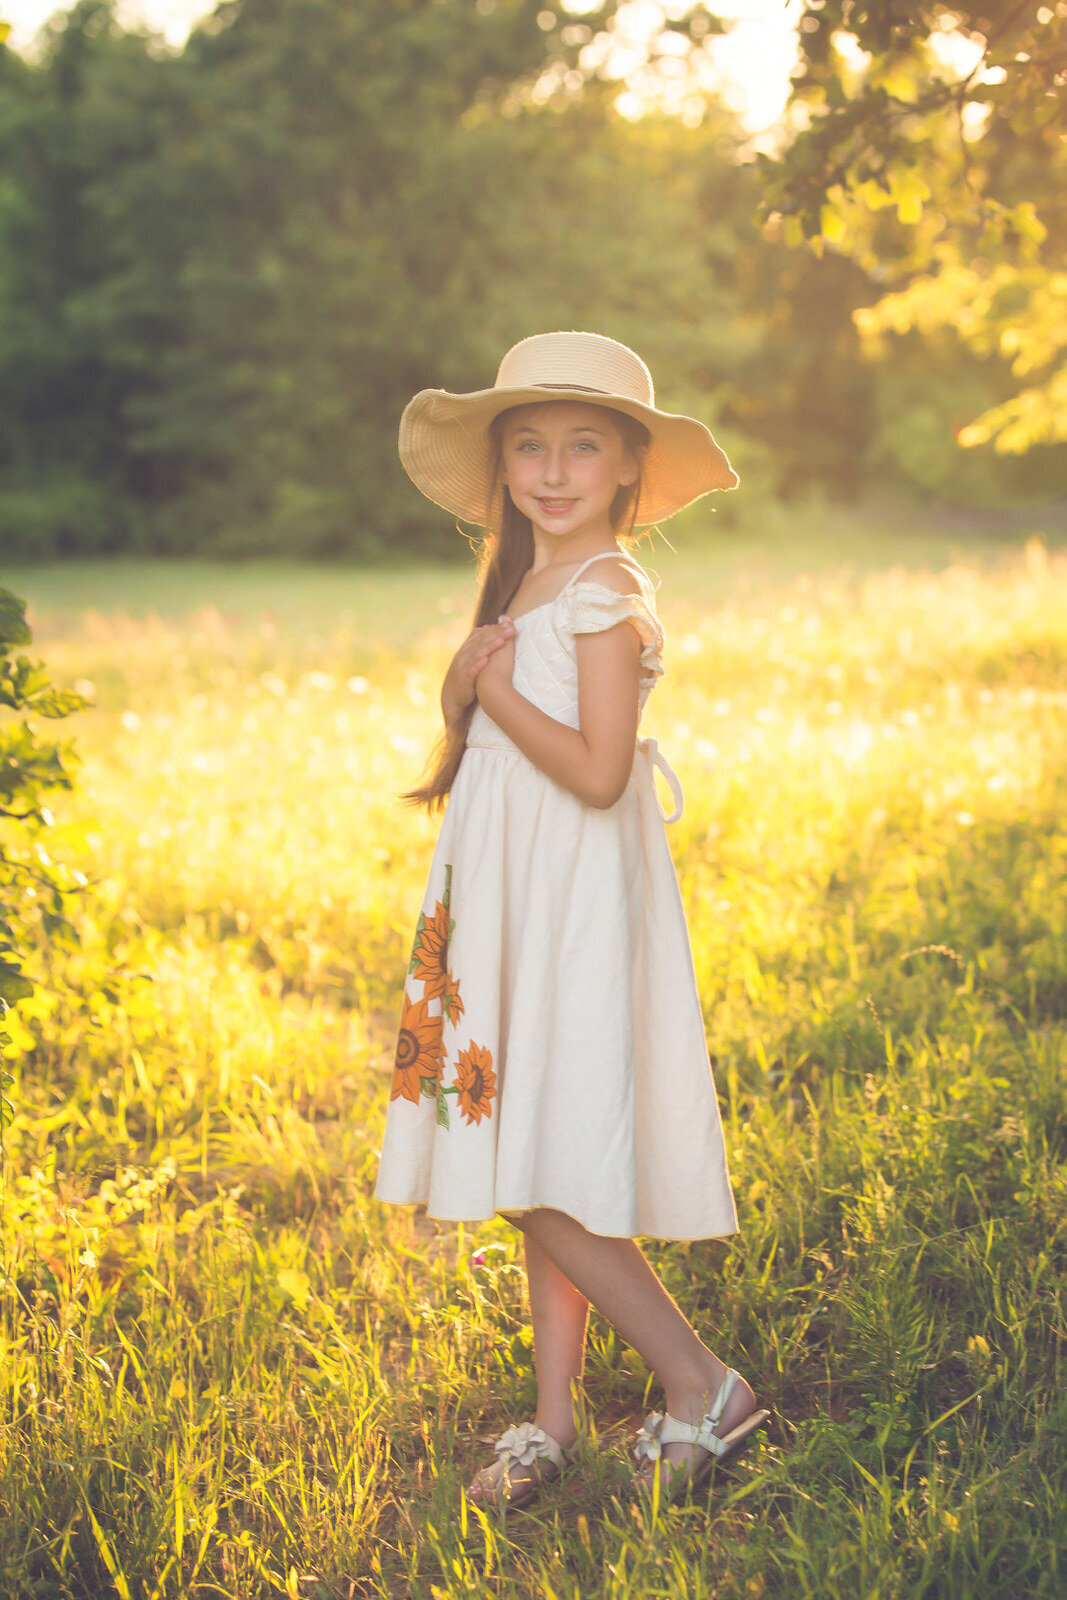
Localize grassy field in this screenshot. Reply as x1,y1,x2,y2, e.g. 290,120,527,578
2,508,1066,1598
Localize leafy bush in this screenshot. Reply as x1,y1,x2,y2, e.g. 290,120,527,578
0,588,91,1141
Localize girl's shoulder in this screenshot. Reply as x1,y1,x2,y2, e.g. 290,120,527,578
554,560,665,673
569,554,659,604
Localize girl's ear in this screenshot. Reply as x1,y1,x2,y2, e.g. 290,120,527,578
618,445,642,488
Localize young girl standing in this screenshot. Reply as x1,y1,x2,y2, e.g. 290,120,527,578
373,331,771,1508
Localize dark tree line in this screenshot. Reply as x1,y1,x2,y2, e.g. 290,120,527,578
1,0,1062,560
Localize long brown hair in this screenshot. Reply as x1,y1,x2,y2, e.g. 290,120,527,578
398,403,652,815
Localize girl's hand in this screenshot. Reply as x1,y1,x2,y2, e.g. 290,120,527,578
473,626,515,706
441,617,516,727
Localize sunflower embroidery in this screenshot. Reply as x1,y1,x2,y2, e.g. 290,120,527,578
395,862,497,1132
435,1036,496,1131
408,862,455,999
454,1042,497,1126
441,970,464,1027
410,900,451,998
390,990,446,1104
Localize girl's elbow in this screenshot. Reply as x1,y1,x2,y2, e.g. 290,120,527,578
586,771,630,810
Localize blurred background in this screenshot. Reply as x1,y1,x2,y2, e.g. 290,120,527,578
0,0,1063,564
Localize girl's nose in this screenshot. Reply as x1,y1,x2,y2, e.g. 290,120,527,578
542,449,567,486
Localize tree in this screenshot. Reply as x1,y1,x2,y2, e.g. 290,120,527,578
0,0,158,555
15,0,777,556
757,2,1066,466
74,0,621,557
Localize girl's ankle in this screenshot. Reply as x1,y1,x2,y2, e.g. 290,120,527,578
663,1356,736,1420
534,1413,578,1450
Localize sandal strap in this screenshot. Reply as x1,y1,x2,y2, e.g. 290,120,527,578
658,1412,730,1456
655,1368,742,1456
708,1367,740,1425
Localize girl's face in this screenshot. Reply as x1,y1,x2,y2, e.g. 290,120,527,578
499,402,639,547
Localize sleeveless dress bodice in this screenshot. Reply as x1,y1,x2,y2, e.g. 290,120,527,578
466,554,684,822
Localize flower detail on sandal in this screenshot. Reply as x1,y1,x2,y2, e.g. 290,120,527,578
465,1420,573,1511
494,1421,559,1470
632,1412,667,1464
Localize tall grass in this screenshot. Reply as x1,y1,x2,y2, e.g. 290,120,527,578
1,519,1065,1598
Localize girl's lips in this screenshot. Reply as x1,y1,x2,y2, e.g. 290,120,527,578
537,498,577,513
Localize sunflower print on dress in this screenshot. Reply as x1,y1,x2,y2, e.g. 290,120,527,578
455,1042,497,1126
395,862,495,1131
407,863,464,1025
390,991,446,1104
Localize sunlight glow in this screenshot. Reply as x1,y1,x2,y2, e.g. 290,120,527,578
2,0,802,133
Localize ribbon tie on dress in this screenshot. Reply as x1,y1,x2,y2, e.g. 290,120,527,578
636,735,684,824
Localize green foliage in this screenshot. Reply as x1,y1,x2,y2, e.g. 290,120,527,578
0,589,95,1159
0,1,144,559
66,5,776,558
0,0,1060,555
0,0,957,560
859,260,1067,457
0,589,90,997
761,2,1067,464
761,2,1064,239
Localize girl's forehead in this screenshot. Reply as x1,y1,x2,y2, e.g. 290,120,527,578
500,400,623,436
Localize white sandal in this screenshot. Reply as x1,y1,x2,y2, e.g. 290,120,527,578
464,1420,577,1510
631,1367,770,1502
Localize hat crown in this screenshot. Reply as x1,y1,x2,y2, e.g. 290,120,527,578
495,331,655,407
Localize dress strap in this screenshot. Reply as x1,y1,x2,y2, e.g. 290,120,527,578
636,735,684,824
560,550,651,596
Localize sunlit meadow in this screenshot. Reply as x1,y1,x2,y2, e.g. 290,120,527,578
2,509,1066,1598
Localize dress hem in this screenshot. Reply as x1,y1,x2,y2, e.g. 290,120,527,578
373,1193,741,1244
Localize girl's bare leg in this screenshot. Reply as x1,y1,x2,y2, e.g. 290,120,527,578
508,1207,758,1484
523,1225,588,1450
471,1216,588,1499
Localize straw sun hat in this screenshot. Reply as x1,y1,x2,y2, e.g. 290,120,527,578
398,330,738,527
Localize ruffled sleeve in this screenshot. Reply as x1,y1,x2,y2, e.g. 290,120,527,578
555,581,665,685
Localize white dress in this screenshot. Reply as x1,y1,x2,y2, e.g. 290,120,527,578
372,551,739,1241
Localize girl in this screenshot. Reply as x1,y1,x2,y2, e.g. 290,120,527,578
373,331,771,1508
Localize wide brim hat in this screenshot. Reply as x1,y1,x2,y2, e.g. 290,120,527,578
398,330,739,527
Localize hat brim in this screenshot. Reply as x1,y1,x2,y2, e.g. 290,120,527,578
398,385,738,527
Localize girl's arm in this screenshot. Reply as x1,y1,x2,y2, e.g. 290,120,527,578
475,624,642,809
